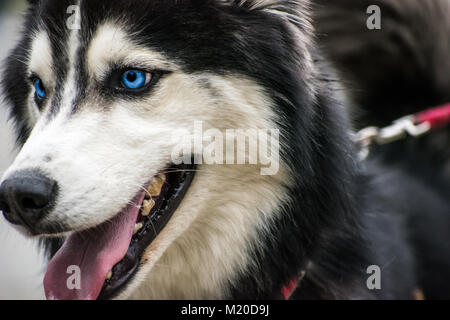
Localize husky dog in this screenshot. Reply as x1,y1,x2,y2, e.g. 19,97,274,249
0,0,449,300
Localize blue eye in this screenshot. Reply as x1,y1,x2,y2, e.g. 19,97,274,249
34,78,46,99
121,70,151,90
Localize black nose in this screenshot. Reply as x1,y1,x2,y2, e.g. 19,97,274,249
0,171,57,228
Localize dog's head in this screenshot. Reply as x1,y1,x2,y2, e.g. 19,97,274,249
0,0,315,299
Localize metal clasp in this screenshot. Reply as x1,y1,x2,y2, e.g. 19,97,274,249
376,116,431,144
354,116,431,160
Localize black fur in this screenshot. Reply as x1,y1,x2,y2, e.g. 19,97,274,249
1,0,449,299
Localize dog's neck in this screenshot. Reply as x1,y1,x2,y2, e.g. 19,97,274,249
124,163,290,299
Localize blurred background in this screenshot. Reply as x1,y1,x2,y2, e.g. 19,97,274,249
0,0,46,300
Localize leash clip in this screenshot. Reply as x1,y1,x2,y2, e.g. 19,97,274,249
354,127,379,160
354,103,450,160
355,116,431,160
377,116,431,144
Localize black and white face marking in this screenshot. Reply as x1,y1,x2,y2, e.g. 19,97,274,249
0,0,315,300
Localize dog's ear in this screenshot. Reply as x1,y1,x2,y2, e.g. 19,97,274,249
218,0,312,30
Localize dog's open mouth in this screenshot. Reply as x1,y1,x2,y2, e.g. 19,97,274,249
43,163,196,300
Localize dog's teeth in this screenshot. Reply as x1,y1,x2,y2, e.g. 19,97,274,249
106,271,112,280
141,199,155,217
147,174,166,197
134,223,143,235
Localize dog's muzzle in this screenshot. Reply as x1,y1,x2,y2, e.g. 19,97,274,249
41,163,196,300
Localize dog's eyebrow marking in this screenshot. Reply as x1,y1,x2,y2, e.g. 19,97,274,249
28,30,53,83
55,0,82,119
87,23,177,79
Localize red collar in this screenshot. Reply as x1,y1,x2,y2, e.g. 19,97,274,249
282,271,306,300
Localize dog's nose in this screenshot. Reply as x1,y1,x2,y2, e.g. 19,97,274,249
0,171,57,228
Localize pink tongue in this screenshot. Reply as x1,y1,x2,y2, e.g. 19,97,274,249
44,192,145,300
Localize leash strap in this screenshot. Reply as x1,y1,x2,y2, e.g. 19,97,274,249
416,103,450,130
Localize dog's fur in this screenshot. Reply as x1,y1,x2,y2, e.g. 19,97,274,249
1,0,449,299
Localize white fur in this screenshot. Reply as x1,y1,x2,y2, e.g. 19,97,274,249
28,31,53,87
124,165,289,299
58,2,82,121
87,23,178,80
26,30,53,125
